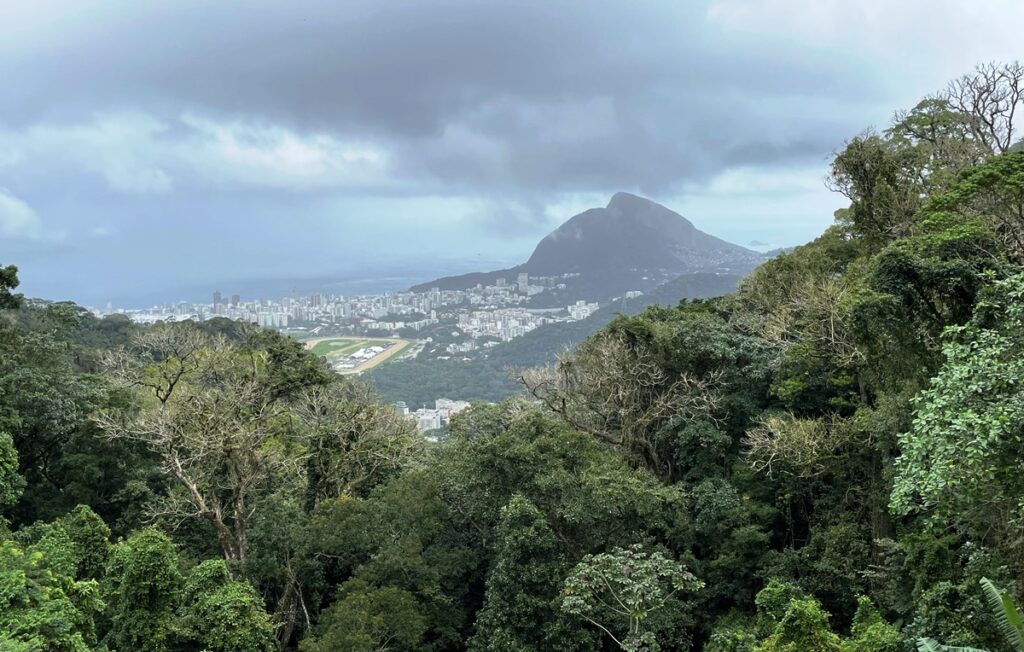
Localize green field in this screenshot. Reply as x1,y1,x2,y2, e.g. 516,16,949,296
304,337,414,374
308,337,393,360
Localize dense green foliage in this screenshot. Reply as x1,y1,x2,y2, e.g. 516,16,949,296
3,63,1024,650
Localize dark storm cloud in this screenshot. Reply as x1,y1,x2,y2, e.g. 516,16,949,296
0,0,878,195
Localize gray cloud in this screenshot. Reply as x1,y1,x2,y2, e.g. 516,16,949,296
0,0,1021,305
0,0,878,194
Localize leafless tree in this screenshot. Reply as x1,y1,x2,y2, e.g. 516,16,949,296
944,61,1023,155
298,381,423,506
740,261,865,371
517,330,719,478
95,323,298,562
744,413,857,479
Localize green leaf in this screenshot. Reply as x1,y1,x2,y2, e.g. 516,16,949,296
980,577,1024,651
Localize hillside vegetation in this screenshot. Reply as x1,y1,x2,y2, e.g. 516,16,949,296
2,62,1024,651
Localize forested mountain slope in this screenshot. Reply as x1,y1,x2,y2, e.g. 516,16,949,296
2,62,1024,651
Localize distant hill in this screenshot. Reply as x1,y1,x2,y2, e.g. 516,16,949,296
411,193,764,299
525,192,755,274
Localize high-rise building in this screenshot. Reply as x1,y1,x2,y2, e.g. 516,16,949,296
517,272,529,289
213,291,222,306
231,294,240,306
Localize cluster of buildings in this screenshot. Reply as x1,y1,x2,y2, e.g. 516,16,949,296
457,307,548,341
100,272,596,341
332,344,390,372
91,273,639,418
395,398,472,434
449,298,598,342
568,300,600,320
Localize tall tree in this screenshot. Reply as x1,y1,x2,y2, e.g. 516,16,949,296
174,559,275,652
0,431,24,514
300,578,427,652
102,528,182,652
0,533,103,651
470,495,591,652
519,328,721,479
94,323,319,561
891,273,1024,567
944,61,1024,155
299,380,423,508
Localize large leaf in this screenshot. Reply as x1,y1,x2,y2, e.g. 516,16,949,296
980,577,1024,651
916,638,988,652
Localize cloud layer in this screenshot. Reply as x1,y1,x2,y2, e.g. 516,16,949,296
1,0,1021,305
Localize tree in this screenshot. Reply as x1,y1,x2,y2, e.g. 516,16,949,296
923,151,1024,263
561,544,703,651
917,578,1023,652
846,596,903,652
12,505,113,584
58,504,111,581
300,578,427,652
519,328,721,478
0,534,103,651
299,380,424,507
94,323,318,561
891,274,1024,557
754,598,843,652
827,63,1022,246
174,559,275,652
102,528,182,651
944,62,1024,155
889,97,990,186
300,467,479,650
0,263,22,310
744,414,860,479
828,131,926,242
441,403,685,554
0,431,24,514
719,582,903,652
470,495,591,651
0,305,106,526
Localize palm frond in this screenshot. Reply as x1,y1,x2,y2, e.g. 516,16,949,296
917,639,944,652
916,636,988,652
980,577,1024,651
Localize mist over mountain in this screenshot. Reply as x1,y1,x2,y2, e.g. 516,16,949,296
412,193,764,298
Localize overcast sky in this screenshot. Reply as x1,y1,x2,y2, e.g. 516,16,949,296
2,0,1022,306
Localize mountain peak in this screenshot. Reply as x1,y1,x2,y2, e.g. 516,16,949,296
606,191,649,210
523,193,753,275
411,192,762,295
604,191,696,230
